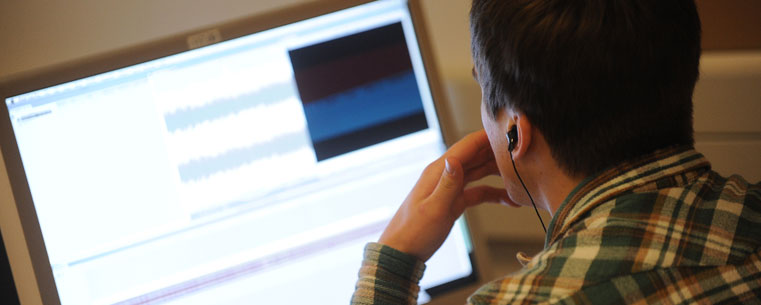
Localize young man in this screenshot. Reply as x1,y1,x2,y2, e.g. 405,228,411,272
353,0,761,304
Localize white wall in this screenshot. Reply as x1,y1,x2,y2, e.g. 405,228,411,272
0,0,307,78
0,0,474,80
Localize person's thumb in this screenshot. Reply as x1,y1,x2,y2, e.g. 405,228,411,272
431,158,464,204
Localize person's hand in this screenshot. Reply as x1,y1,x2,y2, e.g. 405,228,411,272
378,130,518,262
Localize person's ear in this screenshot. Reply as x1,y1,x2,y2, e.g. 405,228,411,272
506,114,532,159
506,125,518,152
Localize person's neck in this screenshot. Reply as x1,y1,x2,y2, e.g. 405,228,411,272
535,168,584,216
524,140,584,216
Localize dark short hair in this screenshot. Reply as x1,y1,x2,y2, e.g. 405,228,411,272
470,0,701,177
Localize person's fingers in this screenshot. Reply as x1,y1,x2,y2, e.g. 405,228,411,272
460,185,519,210
409,160,448,200
429,158,465,208
464,159,501,183
409,130,495,200
443,130,492,166
460,145,494,173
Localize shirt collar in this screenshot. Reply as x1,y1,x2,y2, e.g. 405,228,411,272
545,146,711,247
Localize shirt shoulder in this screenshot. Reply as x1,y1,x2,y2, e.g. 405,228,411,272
468,170,761,304
554,248,761,304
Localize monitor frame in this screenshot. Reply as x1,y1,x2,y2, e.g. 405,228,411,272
0,1,485,304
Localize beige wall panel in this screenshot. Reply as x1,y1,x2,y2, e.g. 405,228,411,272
470,204,550,242
695,140,761,182
443,76,484,138
693,52,761,133
696,0,761,50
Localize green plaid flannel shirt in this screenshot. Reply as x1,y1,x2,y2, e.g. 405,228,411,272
351,147,761,304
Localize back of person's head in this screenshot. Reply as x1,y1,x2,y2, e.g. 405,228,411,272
470,0,701,177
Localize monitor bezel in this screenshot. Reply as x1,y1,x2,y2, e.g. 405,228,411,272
0,1,476,304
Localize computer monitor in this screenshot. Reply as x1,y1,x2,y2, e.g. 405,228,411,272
0,0,478,304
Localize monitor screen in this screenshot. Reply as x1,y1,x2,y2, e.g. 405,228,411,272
1,0,475,304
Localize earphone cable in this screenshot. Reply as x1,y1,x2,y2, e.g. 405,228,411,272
509,151,547,234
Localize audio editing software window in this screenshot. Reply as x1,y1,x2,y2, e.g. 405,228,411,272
4,1,473,304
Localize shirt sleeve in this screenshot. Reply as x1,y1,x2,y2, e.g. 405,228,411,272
351,242,426,305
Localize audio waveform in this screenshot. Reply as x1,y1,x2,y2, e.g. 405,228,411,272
149,47,294,115
176,148,314,216
176,131,311,182
163,81,297,132
165,99,306,165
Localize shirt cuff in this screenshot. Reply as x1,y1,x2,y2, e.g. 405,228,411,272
352,242,426,305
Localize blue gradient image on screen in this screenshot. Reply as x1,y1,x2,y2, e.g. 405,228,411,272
289,22,428,161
